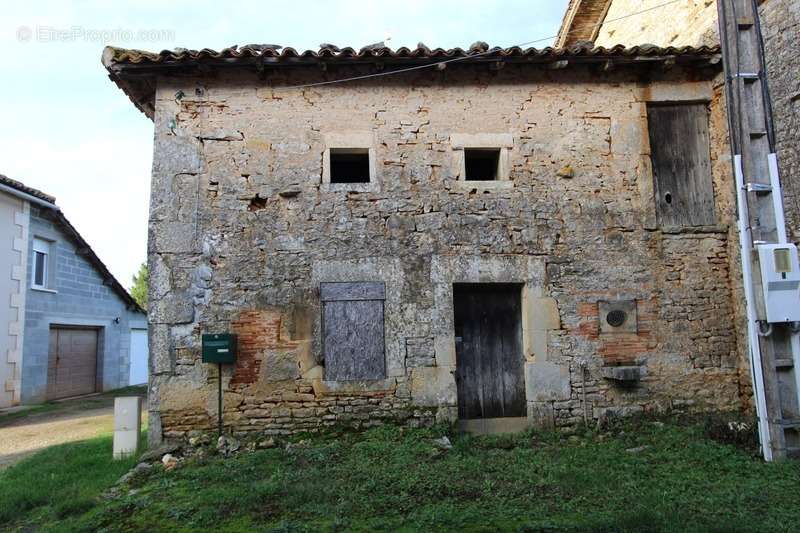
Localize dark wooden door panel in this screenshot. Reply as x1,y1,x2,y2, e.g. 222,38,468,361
454,284,525,420
647,103,715,227
47,328,98,400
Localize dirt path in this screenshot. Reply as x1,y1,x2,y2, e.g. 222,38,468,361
0,389,147,469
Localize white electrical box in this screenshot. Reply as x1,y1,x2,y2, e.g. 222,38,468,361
757,243,800,323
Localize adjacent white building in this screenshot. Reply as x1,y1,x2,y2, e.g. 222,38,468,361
0,174,147,408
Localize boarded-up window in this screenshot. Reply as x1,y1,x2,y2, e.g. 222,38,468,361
647,103,715,227
321,282,386,381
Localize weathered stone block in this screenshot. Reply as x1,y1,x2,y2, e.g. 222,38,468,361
410,367,457,406
149,324,173,374
149,293,194,325
525,361,571,402
528,330,549,360
149,222,197,254
529,296,560,331
260,350,301,382
434,336,456,367
153,135,204,175
312,378,397,396
601,365,645,382
160,381,206,412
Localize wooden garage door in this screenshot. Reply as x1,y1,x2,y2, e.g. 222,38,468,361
47,328,98,400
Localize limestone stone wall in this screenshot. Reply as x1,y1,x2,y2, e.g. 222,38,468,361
147,64,744,442
595,0,719,48
761,0,800,242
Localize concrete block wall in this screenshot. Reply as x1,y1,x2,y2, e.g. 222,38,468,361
145,62,747,442
21,206,142,402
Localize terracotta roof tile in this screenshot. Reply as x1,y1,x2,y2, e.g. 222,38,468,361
104,42,719,65
0,174,56,204
102,42,722,119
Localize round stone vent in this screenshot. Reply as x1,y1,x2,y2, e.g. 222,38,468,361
606,309,627,328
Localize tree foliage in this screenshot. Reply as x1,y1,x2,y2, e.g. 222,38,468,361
130,262,148,310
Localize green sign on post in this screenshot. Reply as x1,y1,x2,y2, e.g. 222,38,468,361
202,333,237,364
202,333,237,437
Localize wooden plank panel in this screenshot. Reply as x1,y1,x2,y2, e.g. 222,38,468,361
454,290,483,419
323,300,385,380
320,282,385,302
647,103,716,227
454,284,526,420
48,328,98,400
46,329,58,399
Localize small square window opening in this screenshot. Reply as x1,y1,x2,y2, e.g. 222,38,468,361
464,148,501,181
330,149,370,183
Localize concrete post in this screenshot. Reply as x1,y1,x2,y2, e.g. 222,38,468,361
113,396,142,459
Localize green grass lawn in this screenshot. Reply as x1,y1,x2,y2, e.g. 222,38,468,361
2,416,800,532
0,435,140,531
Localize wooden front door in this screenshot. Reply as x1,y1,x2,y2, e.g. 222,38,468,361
453,284,526,419
47,328,99,400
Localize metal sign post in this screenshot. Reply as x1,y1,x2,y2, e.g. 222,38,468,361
201,333,237,438
218,362,223,436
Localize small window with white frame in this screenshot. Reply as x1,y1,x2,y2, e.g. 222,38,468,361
451,133,514,189
32,238,52,290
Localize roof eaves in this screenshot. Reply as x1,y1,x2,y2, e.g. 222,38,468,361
0,174,56,204
103,43,722,120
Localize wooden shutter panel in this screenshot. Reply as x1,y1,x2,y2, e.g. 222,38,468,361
321,282,386,381
647,103,716,227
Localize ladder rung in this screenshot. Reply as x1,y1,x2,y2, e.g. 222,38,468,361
749,131,768,138
775,358,794,369
737,17,754,29
775,419,800,428
745,183,772,193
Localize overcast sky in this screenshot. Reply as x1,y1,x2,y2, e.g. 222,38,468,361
0,0,568,287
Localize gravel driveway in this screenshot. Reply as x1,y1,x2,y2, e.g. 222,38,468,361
0,390,147,469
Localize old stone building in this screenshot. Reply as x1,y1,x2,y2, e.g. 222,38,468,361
105,40,748,443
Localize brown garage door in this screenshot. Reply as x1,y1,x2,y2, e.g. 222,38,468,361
47,328,99,400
